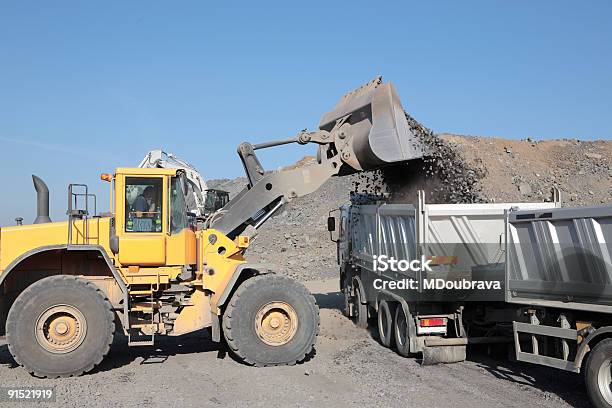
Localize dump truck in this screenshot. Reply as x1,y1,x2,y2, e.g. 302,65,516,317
329,191,612,407
0,77,424,378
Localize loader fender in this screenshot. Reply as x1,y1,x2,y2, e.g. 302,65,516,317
0,244,129,333
216,263,274,308
210,263,273,342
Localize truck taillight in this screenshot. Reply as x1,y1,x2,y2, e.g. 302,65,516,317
420,318,446,327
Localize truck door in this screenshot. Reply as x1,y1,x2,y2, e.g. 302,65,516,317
117,175,167,266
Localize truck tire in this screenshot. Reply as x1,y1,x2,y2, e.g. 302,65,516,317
377,300,395,348
585,339,612,408
354,283,368,329
394,305,411,357
222,275,319,367
341,275,352,317
6,275,115,378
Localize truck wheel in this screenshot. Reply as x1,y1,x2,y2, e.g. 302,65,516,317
377,300,395,348
222,275,319,367
394,305,411,357
354,283,368,329
585,339,612,408
341,275,352,317
6,275,115,378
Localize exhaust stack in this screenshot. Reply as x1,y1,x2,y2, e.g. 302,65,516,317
32,175,51,224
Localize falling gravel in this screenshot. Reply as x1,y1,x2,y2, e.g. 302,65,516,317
353,113,484,204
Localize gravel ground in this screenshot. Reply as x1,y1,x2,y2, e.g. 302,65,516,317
0,279,590,408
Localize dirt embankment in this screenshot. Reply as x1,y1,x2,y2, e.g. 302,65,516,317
355,114,611,206
442,134,611,205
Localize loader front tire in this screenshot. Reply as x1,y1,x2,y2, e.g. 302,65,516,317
6,275,115,378
222,274,319,367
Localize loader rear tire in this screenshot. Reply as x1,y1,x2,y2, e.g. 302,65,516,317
222,274,319,367
6,275,115,378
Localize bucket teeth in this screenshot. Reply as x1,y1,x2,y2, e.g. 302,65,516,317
338,76,383,103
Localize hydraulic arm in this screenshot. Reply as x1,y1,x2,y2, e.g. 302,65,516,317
0,75,427,377
210,76,425,238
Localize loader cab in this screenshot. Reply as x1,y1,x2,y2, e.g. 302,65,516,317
111,168,196,267
203,189,230,214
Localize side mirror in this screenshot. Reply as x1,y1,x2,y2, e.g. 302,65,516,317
327,216,336,232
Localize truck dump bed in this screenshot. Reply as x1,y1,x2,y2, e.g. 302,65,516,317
343,192,557,302
507,205,612,311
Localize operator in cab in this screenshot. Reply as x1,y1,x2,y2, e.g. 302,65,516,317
133,186,157,218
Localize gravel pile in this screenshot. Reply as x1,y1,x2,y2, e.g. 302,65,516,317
210,114,611,282
443,134,612,205
210,169,354,282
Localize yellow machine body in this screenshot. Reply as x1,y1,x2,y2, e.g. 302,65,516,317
0,167,250,339
0,78,418,374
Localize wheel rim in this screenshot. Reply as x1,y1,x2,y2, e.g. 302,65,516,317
35,305,87,354
597,357,612,404
255,302,298,346
395,308,407,347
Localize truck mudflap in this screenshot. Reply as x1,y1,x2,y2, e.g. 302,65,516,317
421,345,467,365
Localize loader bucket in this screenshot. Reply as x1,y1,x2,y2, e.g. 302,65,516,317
319,76,424,171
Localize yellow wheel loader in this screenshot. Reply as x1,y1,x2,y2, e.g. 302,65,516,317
0,77,423,377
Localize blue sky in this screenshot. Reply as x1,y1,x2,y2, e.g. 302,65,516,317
1,1,610,226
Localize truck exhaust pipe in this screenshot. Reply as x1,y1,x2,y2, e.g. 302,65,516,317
32,175,51,224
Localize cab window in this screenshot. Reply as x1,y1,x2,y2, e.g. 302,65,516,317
169,176,188,234
204,190,229,213
125,177,163,233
